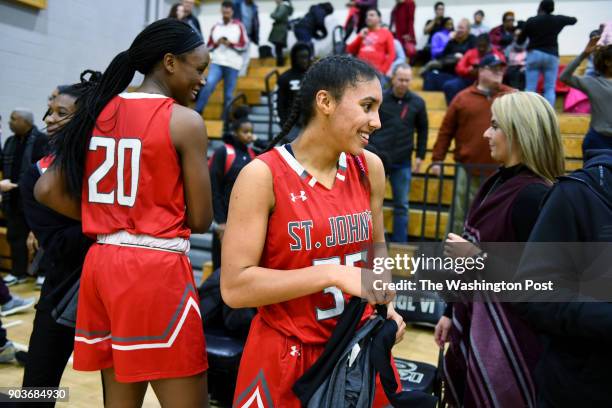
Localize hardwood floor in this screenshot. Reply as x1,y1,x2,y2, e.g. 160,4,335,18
0,277,439,407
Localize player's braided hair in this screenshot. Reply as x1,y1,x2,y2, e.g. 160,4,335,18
52,18,203,198
266,55,378,190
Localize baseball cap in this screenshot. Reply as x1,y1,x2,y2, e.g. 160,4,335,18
478,54,507,68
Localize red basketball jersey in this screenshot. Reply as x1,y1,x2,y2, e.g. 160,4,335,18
257,145,375,344
81,93,190,239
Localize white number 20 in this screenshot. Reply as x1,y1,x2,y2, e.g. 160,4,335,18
88,136,142,207
314,251,366,321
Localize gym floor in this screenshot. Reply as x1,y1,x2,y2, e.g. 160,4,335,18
0,280,440,407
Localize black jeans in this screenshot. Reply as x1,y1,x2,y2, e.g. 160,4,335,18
6,212,29,279
274,43,285,66
21,306,74,407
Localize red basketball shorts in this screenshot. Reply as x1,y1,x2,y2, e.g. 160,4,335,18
233,314,400,407
73,243,208,383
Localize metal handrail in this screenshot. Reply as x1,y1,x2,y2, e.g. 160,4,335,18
419,162,497,242
264,69,280,141
223,92,247,132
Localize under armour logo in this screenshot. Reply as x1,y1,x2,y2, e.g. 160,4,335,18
290,345,301,357
290,191,307,202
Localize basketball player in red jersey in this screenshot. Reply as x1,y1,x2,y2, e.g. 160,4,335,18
222,55,406,407
34,19,212,407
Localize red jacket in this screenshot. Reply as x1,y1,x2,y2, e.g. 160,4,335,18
455,48,506,78
347,27,396,75
390,0,416,43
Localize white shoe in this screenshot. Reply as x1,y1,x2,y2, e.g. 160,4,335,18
0,295,35,317
3,274,17,287
35,276,45,289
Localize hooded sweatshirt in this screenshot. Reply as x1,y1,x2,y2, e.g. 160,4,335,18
513,150,612,406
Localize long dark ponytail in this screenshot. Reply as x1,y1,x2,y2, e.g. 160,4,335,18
53,18,203,198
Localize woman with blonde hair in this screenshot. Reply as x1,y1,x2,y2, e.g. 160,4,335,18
434,91,565,407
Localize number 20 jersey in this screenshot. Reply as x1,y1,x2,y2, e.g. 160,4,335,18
81,93,190,239
257,145,374,344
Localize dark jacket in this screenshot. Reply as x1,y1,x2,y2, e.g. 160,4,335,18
20,161,93,312
518,13,577,56
370,89,428,168
276,43,312,124
1,126,48,213
233,0,259,44
513,150,612,407
295,3,333,39
268,0,293,45
184,14,202,37
210,136,255,224
438,34,476,73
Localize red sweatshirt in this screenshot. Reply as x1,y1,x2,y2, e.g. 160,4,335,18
347,27,396,75
455,48,505,78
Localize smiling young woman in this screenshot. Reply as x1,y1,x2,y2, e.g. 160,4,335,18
33,18,213,407
221,55,406,407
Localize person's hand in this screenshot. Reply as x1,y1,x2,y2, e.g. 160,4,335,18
336,266,395,306
584,35,601,55
444,233,481,258
454,52,463,59
216,223,226,242
449,31,456,40
429,164,442,176
219,37,230,47
412,158,423,173
387,303,406,344
27,232,39,258
359,27,369,38
434,316,452,348
0,179,18,192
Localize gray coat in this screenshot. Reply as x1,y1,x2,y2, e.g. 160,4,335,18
268,0,293,45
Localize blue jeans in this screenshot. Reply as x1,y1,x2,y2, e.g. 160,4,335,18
389,165,411,242
525,50,559,107
194,63,239,118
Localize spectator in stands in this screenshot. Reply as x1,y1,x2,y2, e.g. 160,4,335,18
234,0,259,76
370,64,428,242
293,2,334,51
503,22,528,90
277,43,313,130
269,0,293,67
430,17,454,59
390,0,416,60
423,2,446,42
234,0,259,46
389,38,407,75
210,107,255,270
181,0,202,37
421,19,475,92
443,33,505,104
512,148,612,407
441,18,475,65
518,0,577,106
431,54,513,233
489,11,516,51
437,91,565,408
1,109,48,286
471,10,489,36
344,0,378,41
194,1,248,119
346,8,396,80
560,37,612,157
585,28,604,76
168,3,186,20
